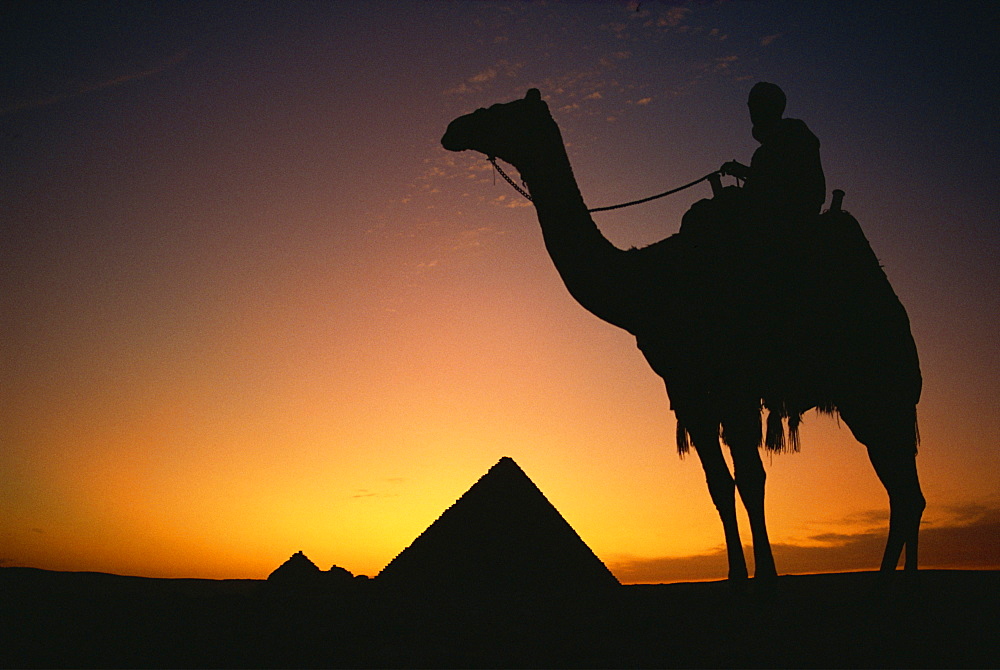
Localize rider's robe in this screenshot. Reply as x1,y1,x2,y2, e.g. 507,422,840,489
744,117,827,228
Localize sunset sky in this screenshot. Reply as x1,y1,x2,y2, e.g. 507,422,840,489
3,1,998,584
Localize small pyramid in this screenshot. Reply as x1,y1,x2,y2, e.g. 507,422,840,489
377,457,619,595
325,564,356,588
267,550,321,584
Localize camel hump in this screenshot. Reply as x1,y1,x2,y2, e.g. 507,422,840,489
525,88,542,101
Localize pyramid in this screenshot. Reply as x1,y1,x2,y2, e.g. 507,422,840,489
267,550,321,584
377,457,619,596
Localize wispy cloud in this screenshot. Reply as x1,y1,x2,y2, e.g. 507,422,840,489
657,6,691,28
1,49,191,116
607,503,1000,583
760,33,782,46
713,55,739,70
350,479,408,499
469,67,498,84
443,59,524,96
609,547,732,584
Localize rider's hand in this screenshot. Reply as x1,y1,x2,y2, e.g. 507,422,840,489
720,161,748,179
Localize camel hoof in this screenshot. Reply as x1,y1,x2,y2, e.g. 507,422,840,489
753,571,779,586
727,573,749,594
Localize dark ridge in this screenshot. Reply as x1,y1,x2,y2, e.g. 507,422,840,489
3,567,997,668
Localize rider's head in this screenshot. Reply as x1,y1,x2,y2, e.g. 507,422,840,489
748,82,786,128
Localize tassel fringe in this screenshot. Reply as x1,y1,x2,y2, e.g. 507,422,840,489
677,403,850,455
762,402,829,454
676,421,691,456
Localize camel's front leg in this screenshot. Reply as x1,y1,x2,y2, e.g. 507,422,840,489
691,429,748,582
730,440,778,581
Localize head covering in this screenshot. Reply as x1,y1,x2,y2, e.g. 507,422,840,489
748,82,786,120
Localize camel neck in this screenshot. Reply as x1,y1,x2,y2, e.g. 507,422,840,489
514,134,636,332
516,132,590,222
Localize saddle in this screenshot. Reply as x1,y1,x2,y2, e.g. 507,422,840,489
654,188,920,448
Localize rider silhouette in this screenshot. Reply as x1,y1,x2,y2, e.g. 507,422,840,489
721,82,826,232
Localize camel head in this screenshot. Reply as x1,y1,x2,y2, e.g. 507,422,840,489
441,88,554,170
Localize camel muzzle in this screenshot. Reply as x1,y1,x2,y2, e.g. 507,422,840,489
441,120,471,152
441,107,492,153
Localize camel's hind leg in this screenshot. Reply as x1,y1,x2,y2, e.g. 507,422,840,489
868,446,924,571
841,403,925,573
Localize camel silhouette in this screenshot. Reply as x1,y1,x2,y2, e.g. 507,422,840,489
442,89,925,583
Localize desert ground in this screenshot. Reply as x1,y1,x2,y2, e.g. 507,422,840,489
2,567,996,668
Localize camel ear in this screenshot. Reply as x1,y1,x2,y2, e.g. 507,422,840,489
525,88,542,101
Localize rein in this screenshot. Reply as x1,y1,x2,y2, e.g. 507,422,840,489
488,156,722,213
